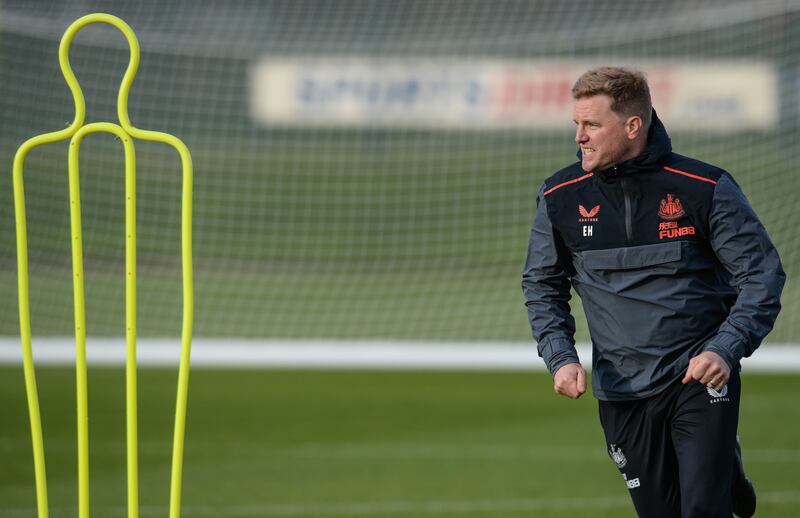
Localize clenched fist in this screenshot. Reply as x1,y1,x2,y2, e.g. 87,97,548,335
553,363,587,399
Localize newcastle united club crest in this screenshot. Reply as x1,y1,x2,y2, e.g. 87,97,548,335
609,443,627,469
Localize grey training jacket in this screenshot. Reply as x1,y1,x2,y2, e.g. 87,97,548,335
521,113,785,400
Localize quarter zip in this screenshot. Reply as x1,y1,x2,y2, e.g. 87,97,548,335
620,176,633,242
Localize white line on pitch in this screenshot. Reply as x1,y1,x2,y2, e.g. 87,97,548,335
2,339,800,371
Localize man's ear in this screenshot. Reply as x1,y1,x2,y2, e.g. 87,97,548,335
626,116,643,140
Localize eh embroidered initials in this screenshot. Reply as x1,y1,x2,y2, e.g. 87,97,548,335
579,204,599,237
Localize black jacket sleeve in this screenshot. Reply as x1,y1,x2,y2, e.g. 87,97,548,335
703,173,786,367
521,186,579,375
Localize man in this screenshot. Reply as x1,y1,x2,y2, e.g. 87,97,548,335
521,67,784,518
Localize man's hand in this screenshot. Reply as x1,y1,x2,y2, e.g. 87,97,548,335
682,351,731,391
553,363,587,399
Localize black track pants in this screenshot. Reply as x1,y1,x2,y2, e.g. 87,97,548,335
598,370,741,518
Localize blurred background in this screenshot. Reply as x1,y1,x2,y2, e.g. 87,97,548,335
1,1,799,517
1,0,798,342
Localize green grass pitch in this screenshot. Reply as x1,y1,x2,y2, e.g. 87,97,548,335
1,367,798,517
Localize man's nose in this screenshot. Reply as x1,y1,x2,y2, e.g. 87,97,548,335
575,126,588,144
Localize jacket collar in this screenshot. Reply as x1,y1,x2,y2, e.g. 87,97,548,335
576,109,672,178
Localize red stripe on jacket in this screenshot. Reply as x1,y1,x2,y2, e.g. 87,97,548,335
663,166,718,185
544,172,595,196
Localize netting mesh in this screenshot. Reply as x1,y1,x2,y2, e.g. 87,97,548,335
0,0,797,342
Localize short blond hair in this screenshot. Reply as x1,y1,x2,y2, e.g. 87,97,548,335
572,67,652,130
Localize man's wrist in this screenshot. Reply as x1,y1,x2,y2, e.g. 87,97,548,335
703,330,747,368
549,354,581,377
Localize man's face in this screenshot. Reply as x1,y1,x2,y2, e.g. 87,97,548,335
573,95,634,173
